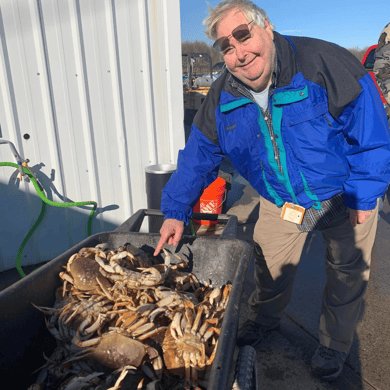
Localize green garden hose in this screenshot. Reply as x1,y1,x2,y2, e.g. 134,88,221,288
1,162,97,278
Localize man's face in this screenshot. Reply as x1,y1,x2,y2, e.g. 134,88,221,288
216,10,275,92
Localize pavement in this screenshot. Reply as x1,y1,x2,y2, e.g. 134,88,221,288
210,162,390,390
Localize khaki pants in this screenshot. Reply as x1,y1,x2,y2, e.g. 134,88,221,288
249,196,378,353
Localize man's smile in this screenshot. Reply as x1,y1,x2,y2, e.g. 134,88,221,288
238,56,256,68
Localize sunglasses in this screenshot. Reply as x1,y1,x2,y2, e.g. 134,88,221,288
213,20,254,53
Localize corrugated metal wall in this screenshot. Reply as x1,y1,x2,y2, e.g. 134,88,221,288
0,0,184,271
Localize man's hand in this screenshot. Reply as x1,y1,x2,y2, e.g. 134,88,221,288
349,209,373,227
153,219,185,256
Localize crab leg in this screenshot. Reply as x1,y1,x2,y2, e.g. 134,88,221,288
197,343,206,369
78,317,92,333
184,303,195,334
203,327,217,342
95,256,117,273
219,284,232,309
170,312,183,339
206,339,219,365
96,277,114,300
128,317,147,332
107,366,132,390
149,307,166,322
59,271,74,284
84,313,106,335
137,303,156,313
183,351,192,388
209,287,222,306
63,305,82,325
198,318,218,337
157,295,176,307
191,306,204,335
137,326,167,341
120,312,140,328
131,322,155,337
191,366,199,388
30,302,58,316
44,317,62,341
60,350,93,368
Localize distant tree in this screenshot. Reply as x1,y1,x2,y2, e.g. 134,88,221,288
347,46,370,62
181,42,369,73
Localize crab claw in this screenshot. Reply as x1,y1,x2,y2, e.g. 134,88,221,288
170,312,183,340
162,248,171,267
140,267,162,286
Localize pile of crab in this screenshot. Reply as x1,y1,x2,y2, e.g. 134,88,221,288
29,243,231,390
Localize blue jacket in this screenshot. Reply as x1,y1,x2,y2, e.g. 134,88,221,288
162,33,390,224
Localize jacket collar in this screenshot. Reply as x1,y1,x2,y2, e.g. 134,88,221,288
273,32,301,89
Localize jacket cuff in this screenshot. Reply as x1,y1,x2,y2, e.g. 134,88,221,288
342,193,378,211
163,210,191,225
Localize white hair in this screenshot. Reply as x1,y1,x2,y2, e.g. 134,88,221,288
203,0,275,41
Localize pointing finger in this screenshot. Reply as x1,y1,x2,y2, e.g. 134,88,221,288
154,232,170,256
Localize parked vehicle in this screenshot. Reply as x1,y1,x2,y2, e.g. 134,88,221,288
183,53,214,112
361,45,390,117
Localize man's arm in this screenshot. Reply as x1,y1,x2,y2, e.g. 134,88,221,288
340,72,390,211
374,23,390,107
153,125,224,256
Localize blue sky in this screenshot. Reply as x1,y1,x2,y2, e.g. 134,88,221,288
180,0,389,49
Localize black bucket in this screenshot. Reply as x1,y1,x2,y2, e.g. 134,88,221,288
0,209,252,390
145,164,177,233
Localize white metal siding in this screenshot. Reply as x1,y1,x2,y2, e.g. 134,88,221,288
0,0,184,271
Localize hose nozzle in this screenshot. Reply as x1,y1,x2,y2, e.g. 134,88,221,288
0,139,27,179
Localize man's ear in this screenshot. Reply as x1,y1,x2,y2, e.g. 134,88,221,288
264,19,274,39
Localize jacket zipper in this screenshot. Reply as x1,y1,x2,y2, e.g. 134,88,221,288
323,114,332,127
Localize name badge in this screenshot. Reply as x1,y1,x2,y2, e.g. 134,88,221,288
280,202,305,225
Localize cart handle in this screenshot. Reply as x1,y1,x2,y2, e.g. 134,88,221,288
114,209,238,239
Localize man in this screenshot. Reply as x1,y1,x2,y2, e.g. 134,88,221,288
374,22,390,123
154,0,390,381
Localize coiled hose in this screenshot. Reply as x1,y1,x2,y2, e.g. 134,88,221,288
0,162,97,278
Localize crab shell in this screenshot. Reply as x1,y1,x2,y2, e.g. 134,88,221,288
91,333,158,370
69,257,110,291
162,323,206,376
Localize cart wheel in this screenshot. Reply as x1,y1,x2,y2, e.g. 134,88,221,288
232,345,258,390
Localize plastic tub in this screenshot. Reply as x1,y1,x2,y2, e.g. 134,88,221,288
0,209,252,390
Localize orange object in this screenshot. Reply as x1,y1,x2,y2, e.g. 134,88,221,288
193,177,226,225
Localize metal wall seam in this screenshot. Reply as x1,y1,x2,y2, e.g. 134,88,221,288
161,0,175,164
85,0,112,225
49,0,83,203
11,0,47,236
29,0,64,195
0,1,32,179
104,0,131,219
68,0,103,231
35,0,77,245
115,0,144,213
138,0,157,167
161,0,184,163
150,0,169,165
0,4,19,167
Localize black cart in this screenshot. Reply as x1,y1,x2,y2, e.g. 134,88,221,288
0,209,254,389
